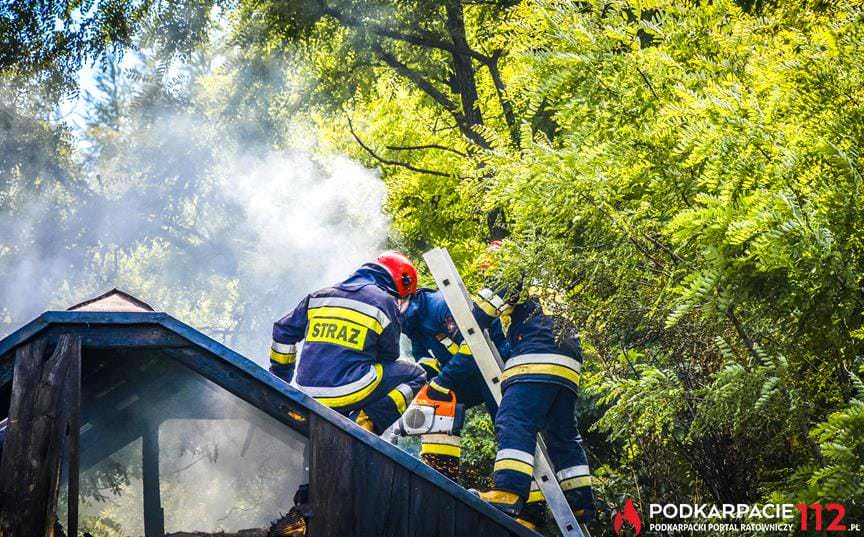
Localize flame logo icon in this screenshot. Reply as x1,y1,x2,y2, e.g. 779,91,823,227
613,497,642,536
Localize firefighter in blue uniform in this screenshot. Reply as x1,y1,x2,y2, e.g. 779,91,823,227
475,243,595,529
400,287,509,481
269,251,427,434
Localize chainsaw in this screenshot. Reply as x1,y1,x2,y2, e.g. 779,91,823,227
394,385,465,436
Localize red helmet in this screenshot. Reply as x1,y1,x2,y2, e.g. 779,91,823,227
375,251,418,298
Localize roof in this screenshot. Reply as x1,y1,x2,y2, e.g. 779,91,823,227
67,288,155,312
0,296,537,537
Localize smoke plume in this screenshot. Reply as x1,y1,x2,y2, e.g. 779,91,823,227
0,96,389,362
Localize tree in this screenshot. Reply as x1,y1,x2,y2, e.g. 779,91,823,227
478,0,864,516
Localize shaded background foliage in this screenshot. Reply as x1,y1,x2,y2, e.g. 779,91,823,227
2,0,864,534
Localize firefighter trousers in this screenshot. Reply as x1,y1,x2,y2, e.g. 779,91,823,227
491,382,593,513
335,360,426,434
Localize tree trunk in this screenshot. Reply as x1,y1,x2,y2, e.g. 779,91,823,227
444,0,486,148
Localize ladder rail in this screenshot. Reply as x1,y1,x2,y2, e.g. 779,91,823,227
423,247,588,537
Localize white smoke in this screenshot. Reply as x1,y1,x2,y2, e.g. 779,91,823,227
222,151,388,294
0,110,390,362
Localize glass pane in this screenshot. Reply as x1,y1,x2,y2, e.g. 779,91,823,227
60,351,308,537
159,417,307,533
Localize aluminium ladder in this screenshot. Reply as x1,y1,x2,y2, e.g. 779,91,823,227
423,247,590,537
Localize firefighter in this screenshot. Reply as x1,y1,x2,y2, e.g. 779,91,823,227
269,251,427,434
474,245,595,530
399,287,509,481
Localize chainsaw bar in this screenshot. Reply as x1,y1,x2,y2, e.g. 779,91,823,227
423,247,589,537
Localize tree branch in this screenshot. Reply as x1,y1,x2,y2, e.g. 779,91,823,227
372,44,459,114
635,65,659,101
346,115,452,178
385,143,467,157
373,44,489,148
319,2,491,62
726,305,824,465
486,50,520,148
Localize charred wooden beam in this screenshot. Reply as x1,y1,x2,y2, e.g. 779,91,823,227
0,335,80,537
67,342,81,537
142,421,165,537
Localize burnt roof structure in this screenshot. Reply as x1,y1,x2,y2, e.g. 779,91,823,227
0,291,535,537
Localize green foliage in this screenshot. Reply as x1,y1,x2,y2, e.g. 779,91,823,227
460,406,497,491
5,0,864,528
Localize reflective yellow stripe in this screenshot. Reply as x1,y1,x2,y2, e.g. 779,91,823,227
494,459,534,475
421,443,462,457
438,336,459,354
476,298,501,318
308,306,384,334
387,387,410,414
527,490,545,503
429,380,449,394
270,348,296,364
560,476,592,491
457,343,471,355
502,364,581,385
315,364,383,408
419,357,441,373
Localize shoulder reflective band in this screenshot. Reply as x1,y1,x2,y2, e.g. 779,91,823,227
298,364,383,408
308,296,391,332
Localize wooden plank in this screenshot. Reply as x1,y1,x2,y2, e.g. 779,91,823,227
382,462,411,537
42,324,189,349
352,443,407,537
42,311,168,325
0,363,12,390
308,415,356,537
0,335,78,537
142,421,165,537
406,472,457,537
0,317,50,366
67,340,81,537
455,501,513,537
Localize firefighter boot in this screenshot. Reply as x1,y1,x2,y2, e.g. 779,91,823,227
478,489,525,518
565,486,596,523
350,409,376,433
518,495,547,531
